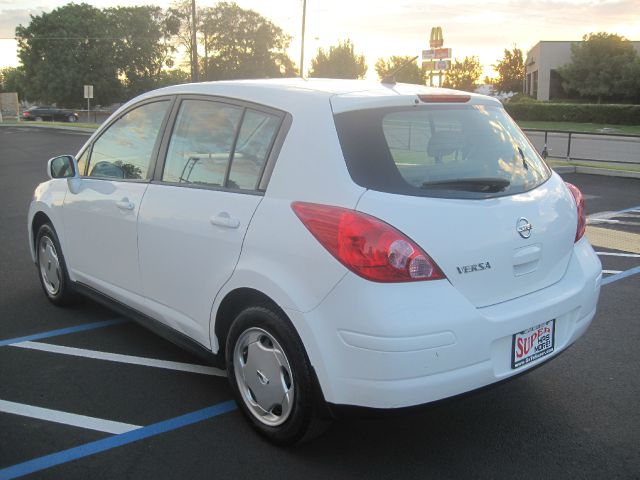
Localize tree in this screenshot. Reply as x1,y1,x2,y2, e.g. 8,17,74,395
492,47,524,93
375,56,424,84
198,2,296,81
105,6,179,98
620,58,640,102
0,67,26,100
15,3,181,105
308,40,366,79
16,3,123,106
559,32,639,103
442,56,482,92
166,0,197,80
156,69,191,88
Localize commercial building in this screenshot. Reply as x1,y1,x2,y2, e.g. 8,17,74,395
524,40,640,101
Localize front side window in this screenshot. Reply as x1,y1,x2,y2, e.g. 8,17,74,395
88,100,170,180
76,147,90,176
335,104,551,199
162,100,243,186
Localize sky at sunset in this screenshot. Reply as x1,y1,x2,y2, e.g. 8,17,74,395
1,0,639,79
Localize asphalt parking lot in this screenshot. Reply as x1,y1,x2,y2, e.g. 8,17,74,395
1,126,639,479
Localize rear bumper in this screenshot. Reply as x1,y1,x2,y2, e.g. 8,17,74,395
289,237,601,409
324,340,577,419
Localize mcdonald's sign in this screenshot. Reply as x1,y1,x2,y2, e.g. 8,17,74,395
430,26,443,48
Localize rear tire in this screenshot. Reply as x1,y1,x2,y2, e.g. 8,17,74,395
67,115,77,123
226,305,329,445
35,223,75,306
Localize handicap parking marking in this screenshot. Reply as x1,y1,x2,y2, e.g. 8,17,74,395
0,400,141,435
0,319,126,347
587,205,640,227
591,204,640,285
587,226,640,254
0,401,237,480
10,341,227,377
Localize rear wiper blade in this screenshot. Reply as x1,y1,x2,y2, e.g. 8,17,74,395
421,177,510,192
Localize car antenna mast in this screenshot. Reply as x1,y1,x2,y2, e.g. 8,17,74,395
381,56,419,85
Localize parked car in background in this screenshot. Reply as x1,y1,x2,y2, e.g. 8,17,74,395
23,106,79,122
28,79,602,445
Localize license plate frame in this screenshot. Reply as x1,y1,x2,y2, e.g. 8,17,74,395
511,319,556,369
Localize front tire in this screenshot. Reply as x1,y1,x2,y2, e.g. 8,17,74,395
226,306,328,445
35,223,75,305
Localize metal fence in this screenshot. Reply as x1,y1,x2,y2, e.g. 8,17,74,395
523,129,640,167
76,110,112,124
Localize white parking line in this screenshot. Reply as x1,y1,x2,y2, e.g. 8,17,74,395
0,399,141,434
11,341,227,377
596,252,640,258
588,219,640,226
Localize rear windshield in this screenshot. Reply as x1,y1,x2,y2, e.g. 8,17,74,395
334,104,551,199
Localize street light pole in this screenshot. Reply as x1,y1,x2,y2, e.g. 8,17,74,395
191,0,199,82
300,0,307,78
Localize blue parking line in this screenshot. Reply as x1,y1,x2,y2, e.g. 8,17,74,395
0,319,126,347
602,265,640,286
0,400,237,479
618,205,640,214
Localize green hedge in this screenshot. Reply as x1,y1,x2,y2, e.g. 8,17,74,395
504,103,640,125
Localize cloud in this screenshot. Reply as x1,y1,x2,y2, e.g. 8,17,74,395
0,8,48,37
1,0,638,73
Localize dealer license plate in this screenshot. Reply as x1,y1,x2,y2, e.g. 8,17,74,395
511,320,555,369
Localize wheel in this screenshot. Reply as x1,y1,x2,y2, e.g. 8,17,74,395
226,306,329,445
67,115,77,123
35,116,43,122
35,223,75,305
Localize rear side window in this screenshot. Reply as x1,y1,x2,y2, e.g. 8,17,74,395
88,100,169,180
334,104,550,199
162,100,282,191
162,100,243,186
228,110,280,190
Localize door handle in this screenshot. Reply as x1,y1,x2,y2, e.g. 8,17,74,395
210,212,240,229
115,198,135,211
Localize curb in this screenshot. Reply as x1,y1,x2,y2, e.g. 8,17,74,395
0,123,96,133
551,166,576,174
575,166,640,179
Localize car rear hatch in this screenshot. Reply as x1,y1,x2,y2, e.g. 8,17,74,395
331,88,578,307
355,179,576,307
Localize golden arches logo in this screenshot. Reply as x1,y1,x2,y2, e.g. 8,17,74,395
430,27,443,48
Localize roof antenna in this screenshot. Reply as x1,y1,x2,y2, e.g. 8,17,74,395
381,56,419,85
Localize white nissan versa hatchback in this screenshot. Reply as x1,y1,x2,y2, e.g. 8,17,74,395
29,79,602,444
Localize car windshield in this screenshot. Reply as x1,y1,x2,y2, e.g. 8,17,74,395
334,104,551,199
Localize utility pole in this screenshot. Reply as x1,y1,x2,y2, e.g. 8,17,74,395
191,0,199,82
299,0,307,78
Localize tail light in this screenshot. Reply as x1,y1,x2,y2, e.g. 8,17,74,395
291,202,445,282
565,182,586,242
23,112,31,117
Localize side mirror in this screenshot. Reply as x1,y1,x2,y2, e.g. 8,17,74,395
47,155,81,193
48,155,78,179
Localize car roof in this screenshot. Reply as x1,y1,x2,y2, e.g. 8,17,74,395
138,78,501,114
